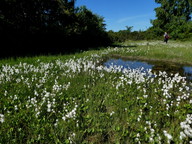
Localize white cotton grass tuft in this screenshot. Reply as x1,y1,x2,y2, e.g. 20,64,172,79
180,114,192,139
0,114,5,123
163,130,172,143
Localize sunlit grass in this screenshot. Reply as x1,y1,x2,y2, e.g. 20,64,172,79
114,40,192,65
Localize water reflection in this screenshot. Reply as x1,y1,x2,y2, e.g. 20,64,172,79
104,59,153,73
104,58,192,81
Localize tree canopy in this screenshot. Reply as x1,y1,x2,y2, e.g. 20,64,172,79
151,0,192,39
0,0,110,57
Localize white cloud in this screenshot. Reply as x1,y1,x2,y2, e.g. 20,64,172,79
117,13,154,23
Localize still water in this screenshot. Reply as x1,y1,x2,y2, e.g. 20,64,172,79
104,58,192,81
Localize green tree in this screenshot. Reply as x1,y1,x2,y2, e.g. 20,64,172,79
0,0,111,57
125,26,133,33
151,0,192,39
0,0,75,33
75,6,110,47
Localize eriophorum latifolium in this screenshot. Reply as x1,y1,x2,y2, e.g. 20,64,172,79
0,41,192,143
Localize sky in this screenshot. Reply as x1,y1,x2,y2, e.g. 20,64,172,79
75,0,159,32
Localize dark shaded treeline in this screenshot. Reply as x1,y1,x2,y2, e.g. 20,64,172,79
107,26,148,43
0,0,111,58
1,0,192,59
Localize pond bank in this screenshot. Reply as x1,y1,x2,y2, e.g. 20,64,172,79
103,55,192,81
108,54,192,66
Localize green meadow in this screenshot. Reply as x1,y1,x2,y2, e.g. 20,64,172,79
0,41,192,143
111,40,192,65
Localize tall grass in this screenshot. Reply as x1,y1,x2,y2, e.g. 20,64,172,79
0,41,192,143
114,40,192,65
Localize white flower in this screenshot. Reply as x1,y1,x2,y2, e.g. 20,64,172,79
62,116,66,121
180,132,186,140
110,111,115,116
0,114,5,123
149,137,153,142
137,133,140,137
180,114,192,138
163,130,172,141
143,95,148,98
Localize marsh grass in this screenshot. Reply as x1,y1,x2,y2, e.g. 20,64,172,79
0,41,192,143
114,40,192,65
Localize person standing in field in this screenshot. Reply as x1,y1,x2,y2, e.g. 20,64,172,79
164,32,169,43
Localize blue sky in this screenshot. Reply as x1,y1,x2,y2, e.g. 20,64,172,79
75,0,159,32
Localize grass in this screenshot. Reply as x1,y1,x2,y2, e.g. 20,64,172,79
0,40,192,143
110,40,192,65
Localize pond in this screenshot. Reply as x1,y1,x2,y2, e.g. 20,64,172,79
103,57,192,81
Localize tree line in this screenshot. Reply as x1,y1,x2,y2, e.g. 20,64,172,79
107,26,148,43
150,0,192,39
108,0,192,43
0,0,192,58
0,0,111,58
